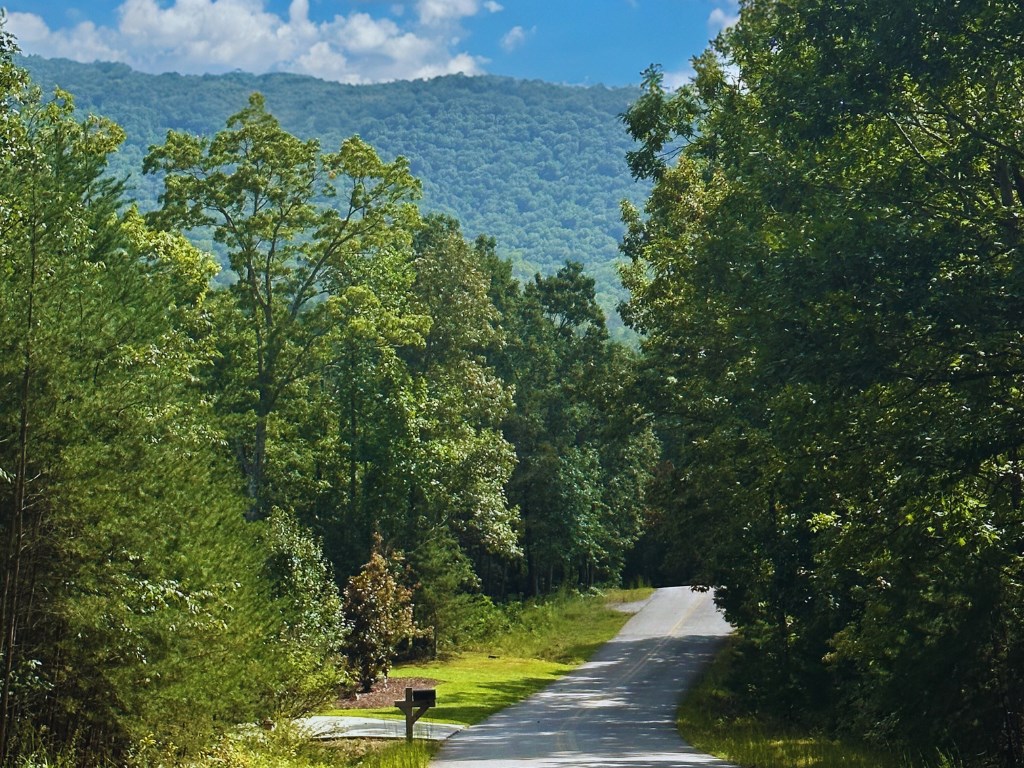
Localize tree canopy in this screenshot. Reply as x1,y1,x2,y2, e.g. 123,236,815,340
0,24,660,765
21,55,648,337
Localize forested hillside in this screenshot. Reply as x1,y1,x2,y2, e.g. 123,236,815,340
20,55,646,332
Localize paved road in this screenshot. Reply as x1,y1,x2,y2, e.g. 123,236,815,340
431,586,736,767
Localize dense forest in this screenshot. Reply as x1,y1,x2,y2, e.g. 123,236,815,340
5,1,1024,767
20,55,647,336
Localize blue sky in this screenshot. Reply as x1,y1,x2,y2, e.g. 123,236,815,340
5,1,738,87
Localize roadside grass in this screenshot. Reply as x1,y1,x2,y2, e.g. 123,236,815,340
187,727,439,768
325,587,650,726
325,652,574,725
677,640,957,768
16,727,439,768
478,587,648,665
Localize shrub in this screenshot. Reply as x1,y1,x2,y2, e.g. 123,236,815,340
343,535,417,692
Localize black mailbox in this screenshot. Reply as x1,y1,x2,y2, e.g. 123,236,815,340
412,688,436,706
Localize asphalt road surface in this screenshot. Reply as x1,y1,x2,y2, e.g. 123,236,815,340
431,586,736,768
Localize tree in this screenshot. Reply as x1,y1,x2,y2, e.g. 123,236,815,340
262,508,350,715
0,66,294,762
144,93,421,519
494,261,653,594
622,0,1024,760
404,215,519,560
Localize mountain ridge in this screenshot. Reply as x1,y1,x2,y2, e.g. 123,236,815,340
20,55,648,332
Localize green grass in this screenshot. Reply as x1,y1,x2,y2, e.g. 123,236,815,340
326,652,575,725
676,641,955,768
326,588,648,726
185,727,439,768
477,588,646,665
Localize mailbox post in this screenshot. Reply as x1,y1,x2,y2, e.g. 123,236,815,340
394,687,436,741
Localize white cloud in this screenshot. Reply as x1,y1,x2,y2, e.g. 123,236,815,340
295,41,354,83
417,0,480,26
6,12,50,44
9,0,493,84
500,25,532,52
708,4,740,34
8,12,125,63
416,0,502,26
662,67,695,90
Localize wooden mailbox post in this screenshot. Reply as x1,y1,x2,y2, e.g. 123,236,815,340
394,687,436,741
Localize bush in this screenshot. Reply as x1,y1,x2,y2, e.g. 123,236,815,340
343,535,417,692
263,509,350,714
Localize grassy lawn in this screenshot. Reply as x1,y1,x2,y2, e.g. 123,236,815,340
677,640,949,768
325,652,574,724
326,588,650,726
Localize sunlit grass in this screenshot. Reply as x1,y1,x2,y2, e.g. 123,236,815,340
326,589,637,726
325,652,574,725
601,585,655,605
478,589,638,664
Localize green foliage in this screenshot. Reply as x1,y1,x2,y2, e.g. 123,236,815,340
0,26,663,765
476,589,633,665
494,260,658,594
677,642,944,768
343,536,417,692
406,217,518,558
0,60,291,763
144,92,421,519
263,509,350,715
409,530,498,655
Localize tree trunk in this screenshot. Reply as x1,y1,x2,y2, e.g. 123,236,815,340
244,413,268,520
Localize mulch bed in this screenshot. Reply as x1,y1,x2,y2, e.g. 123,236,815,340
335,677,440,710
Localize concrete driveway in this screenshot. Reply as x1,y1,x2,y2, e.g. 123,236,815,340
430,586,737,767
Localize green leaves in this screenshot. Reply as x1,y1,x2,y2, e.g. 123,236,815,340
145,92,421,519
0,61,298,762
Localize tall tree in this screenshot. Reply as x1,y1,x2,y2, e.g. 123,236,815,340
144,94,421,519
0,64,297,763
402,216,520,647
497,262,654,594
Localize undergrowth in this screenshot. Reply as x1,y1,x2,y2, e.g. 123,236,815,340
21,588,647,768
677,640,964,768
